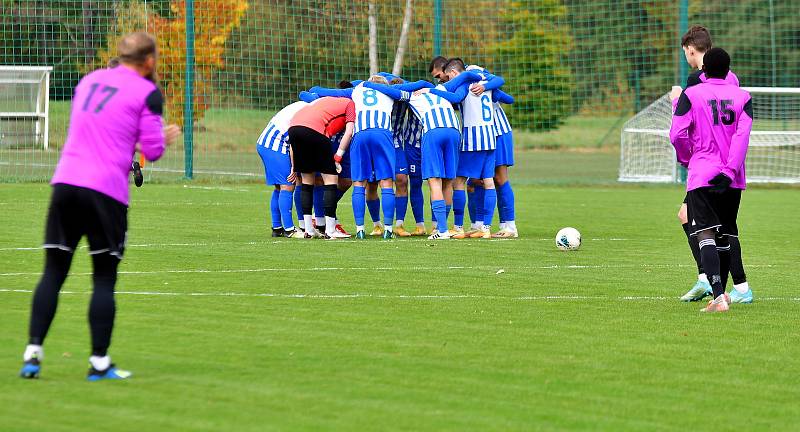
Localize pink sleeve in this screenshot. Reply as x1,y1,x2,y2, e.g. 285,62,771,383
724,97,752,179
138,89,166,161
670,92,693,167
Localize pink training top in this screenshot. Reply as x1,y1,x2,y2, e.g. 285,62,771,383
670,78,753,191
51,65,165,205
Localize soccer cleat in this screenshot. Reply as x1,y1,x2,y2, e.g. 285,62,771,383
355,230,366,240
271,227,285,238
382,230,395,240
19,357,41,379
429,228,439,236
448,228,465,238
132,161,143,187
87,364,132,381
491,228,519,238
680,280,713,302
326,230,351,240
285,229,304,239
701,295,730,313
394,225,412,237
369,225,384,236
410,226,428,236
729,288,754,304
452,229,476,239
469,227,491,239
335,224,350,236
428,230,451,240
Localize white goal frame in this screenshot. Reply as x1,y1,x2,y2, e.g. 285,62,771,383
0,66,53,149
619,87,800,184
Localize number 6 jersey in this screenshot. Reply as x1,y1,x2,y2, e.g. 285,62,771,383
459,80,495,152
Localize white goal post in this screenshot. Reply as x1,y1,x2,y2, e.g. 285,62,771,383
619,87,800,184
0,66,52,149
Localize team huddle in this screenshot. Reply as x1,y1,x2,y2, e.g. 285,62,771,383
256,57,517,240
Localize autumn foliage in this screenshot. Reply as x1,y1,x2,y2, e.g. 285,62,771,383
92,0,247,127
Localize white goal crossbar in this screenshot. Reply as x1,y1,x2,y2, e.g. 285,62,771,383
619,87,800,184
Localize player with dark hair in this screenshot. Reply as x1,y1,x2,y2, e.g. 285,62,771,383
19,32,180,380
670,47,753,312
670,26,751,303
429,56,449,83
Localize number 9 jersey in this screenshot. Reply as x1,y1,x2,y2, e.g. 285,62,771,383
352,83,395,133
460,81,495,152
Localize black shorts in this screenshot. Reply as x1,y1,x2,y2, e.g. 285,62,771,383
682,194,688,204
686,187,741,237
288,126,337,175
43,184,128,259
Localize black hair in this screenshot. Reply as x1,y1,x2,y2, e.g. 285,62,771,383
702,47,730,79
429,56,448,73
443,58,465,73
337,80,354,89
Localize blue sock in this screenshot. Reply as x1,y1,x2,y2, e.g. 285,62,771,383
270,190,281,229
453,190,466,227
395,195,408,223
499,181,515,222
473,185,485,226
352,186,366,227
293,187,303,229
381,188,395,228
467,189,477,224
366,198,381,223
409,177,425,223
313,185,324,222
483,188,497,227
279,190,295,230
432,199,447,233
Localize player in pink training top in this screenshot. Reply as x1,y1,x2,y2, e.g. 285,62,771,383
670,47,753,313
669,26,751,304
19,32,180,381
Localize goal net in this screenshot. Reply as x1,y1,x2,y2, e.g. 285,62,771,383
619,87,800,184
0,66,52,149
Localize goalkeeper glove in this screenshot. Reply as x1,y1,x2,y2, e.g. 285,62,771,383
708,173,732,194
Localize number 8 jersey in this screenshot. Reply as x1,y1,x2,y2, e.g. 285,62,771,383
352,83,395,133
460,81,495,152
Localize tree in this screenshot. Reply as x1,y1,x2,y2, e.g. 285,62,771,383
91,0,247,126
391,0,413,76
492,0,574,130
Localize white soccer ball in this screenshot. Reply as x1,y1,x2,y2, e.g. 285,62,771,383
555,227,581,251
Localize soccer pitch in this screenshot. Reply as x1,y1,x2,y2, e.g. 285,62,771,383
1,162,799,430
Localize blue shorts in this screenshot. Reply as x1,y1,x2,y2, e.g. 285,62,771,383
457,149,496,179
395,146,409,176
257,145,292,186
494,132,514,167
421,128,459,180
331,140,351,179
405,145,422,178
350,129,395,182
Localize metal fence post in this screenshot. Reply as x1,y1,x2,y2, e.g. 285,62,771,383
183,0,195,180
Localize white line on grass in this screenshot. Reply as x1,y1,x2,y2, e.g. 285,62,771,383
0,238,671,252
0,263,778,277
0,288,798,302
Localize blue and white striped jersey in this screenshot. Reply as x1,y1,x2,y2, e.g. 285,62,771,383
404,109,424,149
256,101,307,154
392,101,408,149
460,79,495,152
352,83,395,133
493,102,512,136
408,85,459,134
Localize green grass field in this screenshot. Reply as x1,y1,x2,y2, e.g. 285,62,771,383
1,160,799,430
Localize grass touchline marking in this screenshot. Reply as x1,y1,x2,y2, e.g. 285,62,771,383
0,288,798,302
0,263,778,277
